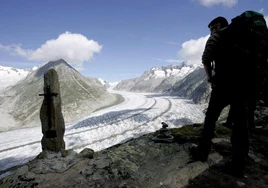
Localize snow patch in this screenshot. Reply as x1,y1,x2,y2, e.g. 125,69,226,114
0,65,31,92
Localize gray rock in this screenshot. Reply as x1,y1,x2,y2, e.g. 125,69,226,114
14,165,29,176
28,150,80,174
212,138,231,154
237,181,246,187
78,148,94,159
94,158,111,169
207,153,223,165
40,69,65,152
24,171,35,179
248,151,262,163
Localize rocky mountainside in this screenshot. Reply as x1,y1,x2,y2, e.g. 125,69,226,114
0,59,118,131
115,63,198,93
0,65,36,93
115,63,210,104
167,67,211,104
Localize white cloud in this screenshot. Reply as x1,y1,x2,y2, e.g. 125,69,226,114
178,35,209,65
165,59,182,63
196,0,238,7
265,15,268,24
0,32,102,66
178,12,268,65
14,45,33,57
157,58,183,63
258,9,267,24
259,8,264,14
0,44,13,51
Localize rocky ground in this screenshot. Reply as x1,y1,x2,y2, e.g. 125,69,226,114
186,126,268,188
0,123,268,188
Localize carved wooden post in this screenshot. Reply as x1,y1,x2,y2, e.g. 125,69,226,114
39,69,65,151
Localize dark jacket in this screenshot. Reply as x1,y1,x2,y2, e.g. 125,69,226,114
202,33,220,67
202,28,231,88
202,27,227,73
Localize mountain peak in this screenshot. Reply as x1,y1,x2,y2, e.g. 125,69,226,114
180,61,188,67
47,59,69,66
34,59,74,78
146,63,196,80
0,59,118,130
115,63,198,92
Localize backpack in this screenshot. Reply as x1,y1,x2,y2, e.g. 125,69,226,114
228,10,268,62
219,10,268,96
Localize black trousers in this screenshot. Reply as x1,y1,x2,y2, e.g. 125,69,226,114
199,87,249,168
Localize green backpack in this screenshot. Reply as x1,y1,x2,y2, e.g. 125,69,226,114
227,10,268,61
219,10,268,95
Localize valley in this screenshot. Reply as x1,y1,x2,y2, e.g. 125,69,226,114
0,89,205,174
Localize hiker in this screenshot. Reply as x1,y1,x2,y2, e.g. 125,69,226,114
190,12,268,176
190,16,234,165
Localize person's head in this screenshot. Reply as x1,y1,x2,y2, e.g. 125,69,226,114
208,16,228,34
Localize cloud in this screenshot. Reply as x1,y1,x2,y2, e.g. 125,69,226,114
157,58,183,63
259,8,264,14
165,59,182,63
195,0,238,7
0,44,13,52
165,41,179,45
178,12,268,65
178,35,209,65
0,32,102,66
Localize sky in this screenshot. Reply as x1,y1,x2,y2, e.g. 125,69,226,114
0,0,267,82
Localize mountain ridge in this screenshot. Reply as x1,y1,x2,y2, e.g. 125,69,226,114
0,65,35,93
114,63,210,104
0,59,118,132
115,63,199,93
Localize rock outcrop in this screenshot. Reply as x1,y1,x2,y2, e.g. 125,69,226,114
40,69,65,151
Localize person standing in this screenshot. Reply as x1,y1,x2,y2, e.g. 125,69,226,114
190,16,249,177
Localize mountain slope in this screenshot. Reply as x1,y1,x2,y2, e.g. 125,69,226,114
114,63,210,104
167,67,211,104
0,65,35,93
115,63,198,92
0,59,118,131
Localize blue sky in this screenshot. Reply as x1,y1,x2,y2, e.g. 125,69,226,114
0,0,267,82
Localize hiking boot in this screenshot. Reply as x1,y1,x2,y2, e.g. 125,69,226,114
189,144,208,162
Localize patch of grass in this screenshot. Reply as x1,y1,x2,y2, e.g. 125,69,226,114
215,124,232,136
170,124,202,143
169,123,232,142
171,125,200,137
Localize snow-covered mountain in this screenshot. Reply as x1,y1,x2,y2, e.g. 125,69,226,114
98,78,119,89
0,65,37,93
0,59,118,132
115,62,199,92
167,66,211,104
115,63,211,104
